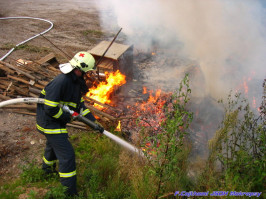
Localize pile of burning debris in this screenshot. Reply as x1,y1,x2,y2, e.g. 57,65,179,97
1,40,248,158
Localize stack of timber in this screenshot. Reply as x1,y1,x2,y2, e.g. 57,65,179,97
0,53,118,130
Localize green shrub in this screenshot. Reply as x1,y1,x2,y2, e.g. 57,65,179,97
140,74,194,198
199,82,265,196
44,185,67,199
20,161,44,184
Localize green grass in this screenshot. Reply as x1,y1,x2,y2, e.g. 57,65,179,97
0,43,51,54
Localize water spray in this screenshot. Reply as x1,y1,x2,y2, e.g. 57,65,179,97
0,98,144,157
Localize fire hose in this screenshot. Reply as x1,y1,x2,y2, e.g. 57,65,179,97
0,98,144,156
0,16,54,61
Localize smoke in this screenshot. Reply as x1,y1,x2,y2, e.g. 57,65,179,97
96,0,266,100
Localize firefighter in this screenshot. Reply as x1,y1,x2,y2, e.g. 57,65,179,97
36,51,100,196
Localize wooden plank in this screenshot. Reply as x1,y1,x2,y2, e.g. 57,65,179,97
36,80,48,87
7,75,44,89
29,92,39,98
0,94,11,100
20,62,49,77
83,96,122,112
1,80,13,87
1,80,28,96
0,61,36,80
89,41,131,60
11,84,29,96
0,84,7,90
36,53,56,65
98,59,114,70
29,87,41,95
0,64,15,74
86,104,116,121
47,65,60,73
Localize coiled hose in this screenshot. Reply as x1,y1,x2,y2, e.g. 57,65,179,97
0,16,53,61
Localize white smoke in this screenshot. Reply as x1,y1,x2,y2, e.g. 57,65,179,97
96,0,266,100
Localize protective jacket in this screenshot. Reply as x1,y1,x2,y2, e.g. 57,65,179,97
36,71,95,134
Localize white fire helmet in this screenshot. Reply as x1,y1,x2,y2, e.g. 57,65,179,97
59,51,96,74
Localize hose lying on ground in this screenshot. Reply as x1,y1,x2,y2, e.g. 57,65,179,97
0,98,144,156
0,16,54,61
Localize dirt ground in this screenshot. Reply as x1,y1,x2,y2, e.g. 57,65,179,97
0,0,114,184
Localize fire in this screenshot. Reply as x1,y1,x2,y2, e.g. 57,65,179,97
115,120,121,132
139,88,166,114
131,87,169,130
147,89,162,103
86,70,126,106
143,86,147,94
243,78,249,95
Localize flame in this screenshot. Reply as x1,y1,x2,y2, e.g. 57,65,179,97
86,70,126,106
132,87,169,130
143,86,147,94
148,89,162,103
115,120,121,132
243,78,249,95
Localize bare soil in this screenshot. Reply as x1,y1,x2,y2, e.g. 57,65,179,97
0,0,111,184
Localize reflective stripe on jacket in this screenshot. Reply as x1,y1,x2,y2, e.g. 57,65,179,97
36,71,96,134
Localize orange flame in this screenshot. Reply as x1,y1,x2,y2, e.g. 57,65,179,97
143,86,147,94
86,70,126,106
148,89,161,103
243,79,249,95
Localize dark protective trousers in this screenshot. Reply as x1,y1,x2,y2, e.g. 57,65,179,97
42,134,77,196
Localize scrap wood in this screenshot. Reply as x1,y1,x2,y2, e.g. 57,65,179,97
29,87,41,95
0,84,8,90
9,83,29,96
86,104,116,121
7,75,44,89
29,92,39,98
36,52,57,66
0,63,15,74
0,81,28,97
83,96,123,116
13,57,59,79
0,61,49,87
0,60,37,81
0,94,11,100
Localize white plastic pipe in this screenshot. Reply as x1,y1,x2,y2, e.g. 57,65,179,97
0,97,44,107
0,17,54,61
0,97,144,156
